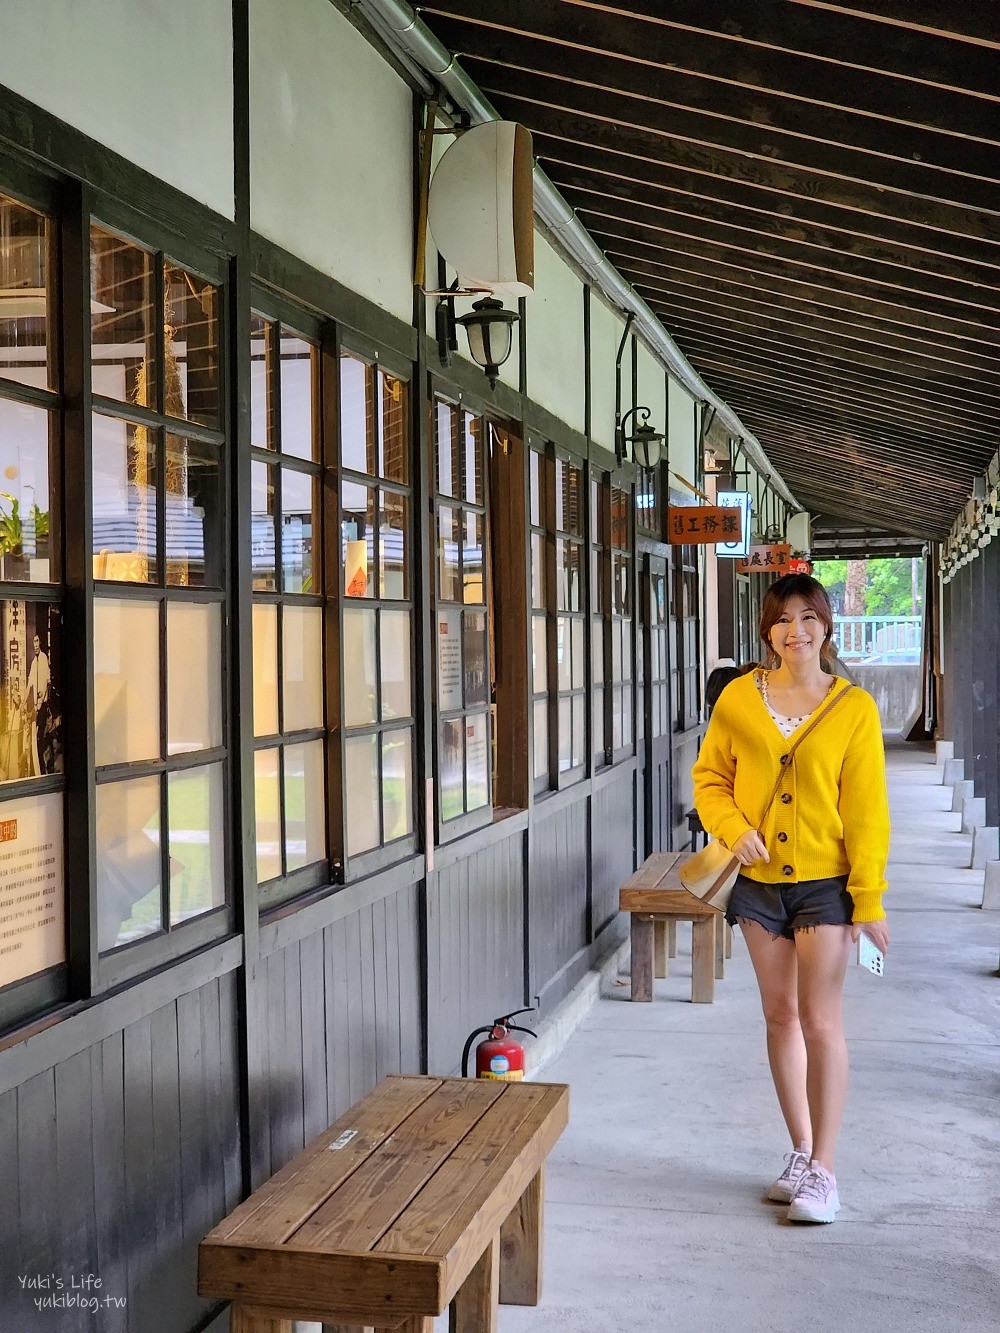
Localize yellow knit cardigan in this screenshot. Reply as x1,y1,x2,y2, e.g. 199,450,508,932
691,673,890,922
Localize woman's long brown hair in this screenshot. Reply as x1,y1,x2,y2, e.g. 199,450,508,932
758,574,836,671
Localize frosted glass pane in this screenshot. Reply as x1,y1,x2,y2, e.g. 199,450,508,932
593,687,604,759
382,730,412,842
282,604,323,732
249,314,271,451
254,747,281,882
533,700,547,781
592,619,604,686
380,610,411,722
558,696,571,772
168,763,225,925
345,733,379,856
557,617,571,692
572,694,585,768
96,775,161,952
466,713,489,811
343,608,377,727
439,719,464,822
571,619,584,690
532,616,547,694
620,619,632,681
94,598,160,766
285,740,326,872
167,602,222,754
252,602,279,737
280,331,317,461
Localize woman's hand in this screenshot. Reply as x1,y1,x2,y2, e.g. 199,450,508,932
852,919,889,953
731,830,770,867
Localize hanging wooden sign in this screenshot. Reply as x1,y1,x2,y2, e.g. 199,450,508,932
667,506,744,545
788,557,813,575
738,543,791,574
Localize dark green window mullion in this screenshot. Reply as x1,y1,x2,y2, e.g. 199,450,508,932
601,485,613,764
375,601,385,843
543,449,558,787
157,593,169,934
154,253,166,418
324,325,347,880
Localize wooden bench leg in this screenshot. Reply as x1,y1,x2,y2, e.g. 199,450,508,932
500,1165,544,1305
449,1234,499,1333
691,916,716,1003
667,919,678,958
630,914,654,1000
714,912,725,980
232,1308,292,1333
653,919,669,978
725,921,733,958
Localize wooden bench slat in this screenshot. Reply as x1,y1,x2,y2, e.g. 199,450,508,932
292,1080,505,1253
207,1077,444,1246
621,850,683,892
375,1083,551,1256
619,887,715,915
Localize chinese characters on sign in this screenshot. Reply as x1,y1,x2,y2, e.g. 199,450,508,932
0,792,65,988
715,491,752,559
667,506,744,545
737,543,792,574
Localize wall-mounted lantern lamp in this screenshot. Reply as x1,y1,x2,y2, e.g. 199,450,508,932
456,296,519,389
618,405,665,469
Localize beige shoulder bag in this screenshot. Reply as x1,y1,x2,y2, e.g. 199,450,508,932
680,683,855,912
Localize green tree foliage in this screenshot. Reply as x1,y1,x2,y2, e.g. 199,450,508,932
813,558,922,616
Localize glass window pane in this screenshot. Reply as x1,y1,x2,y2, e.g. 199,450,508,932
281,466,316,594
382,729,412,842
0,599,61,781
340,355,373,476
282,604,323,732
465,713,489,811
463,412,482,504
380,609,411,722
435,399,459,498
251,460,276,591
572,694,585,768
167,602,222,755
379,491,408,599
92,413,157,583
437,506,460,602
571,618,584,690
166,435,221,587
612,619,622,683
0,398,54,582
343,607,377,727
529,450,541,526
0,195,50,389
560,461,582,536
168,763,224,926
620,619,632,681
249,314,272,451
284,740,326,872
530,533,545,610
94,598,160,766
463,611,487,707
558,541,581,612
612,688,623,751
593,686,604,759
622,683,633,747
254,747,281,882
90,227,156,408
611,487,629,550
252,602,279,737
532,615,547,695
533,699,547,782
379,370,408,483
592,619,604,686
591,548,604,613
164,262,220,428
96,775,161,951
557,617,571,692
280,329,317,461
463,512,484,604
439,719,464,821
342,479,375,598
437,607,462,712
345,733,380,855
558,696,571,772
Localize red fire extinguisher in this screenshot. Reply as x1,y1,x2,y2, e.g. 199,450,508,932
461,1008,537,1081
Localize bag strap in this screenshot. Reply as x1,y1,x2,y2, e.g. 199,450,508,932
754,680,855,832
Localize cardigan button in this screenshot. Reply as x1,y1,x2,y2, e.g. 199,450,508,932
777,832,788,843
782,865,794,876
780,794,792,804
780,754,789,765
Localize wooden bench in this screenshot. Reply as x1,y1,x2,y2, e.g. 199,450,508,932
619,851,731,1004
199,1073,568,1333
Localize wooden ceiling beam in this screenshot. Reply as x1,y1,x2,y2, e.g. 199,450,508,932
563,185,1000,316
576,208,1000,331
781,1,1000,48
422,2,999,139
587,226,1000,346
532,136,1000,273
480,92,1000,245
469,63,1000,216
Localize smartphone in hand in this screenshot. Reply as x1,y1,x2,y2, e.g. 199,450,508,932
855,932,885,976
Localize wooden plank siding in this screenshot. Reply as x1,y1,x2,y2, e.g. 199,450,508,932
528,798,590,1002
590,771,639,937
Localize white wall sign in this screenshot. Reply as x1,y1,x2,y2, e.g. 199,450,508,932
0,792,64,988
716,491,753,559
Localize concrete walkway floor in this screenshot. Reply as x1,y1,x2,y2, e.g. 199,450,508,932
509,739,1000,1333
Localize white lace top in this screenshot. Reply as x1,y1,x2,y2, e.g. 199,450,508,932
757,671,835,740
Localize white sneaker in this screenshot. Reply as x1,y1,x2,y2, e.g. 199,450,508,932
787,1165,841,1223
767,1149,810,1203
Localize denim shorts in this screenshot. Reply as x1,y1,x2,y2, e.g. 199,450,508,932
726,873,853,940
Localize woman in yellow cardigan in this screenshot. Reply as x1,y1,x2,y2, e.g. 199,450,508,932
693,573,890,1224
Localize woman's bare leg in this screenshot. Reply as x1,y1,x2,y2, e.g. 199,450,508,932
740,920,811,1151
794,924,854,1173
